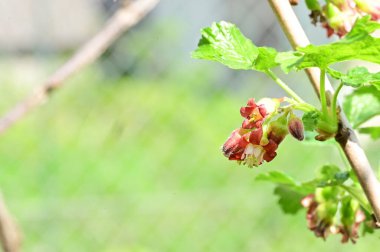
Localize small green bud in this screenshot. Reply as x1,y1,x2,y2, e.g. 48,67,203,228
306,0,321,11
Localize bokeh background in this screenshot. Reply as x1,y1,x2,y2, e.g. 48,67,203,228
0,0,379,251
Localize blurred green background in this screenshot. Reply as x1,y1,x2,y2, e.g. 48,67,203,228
0,0,379,251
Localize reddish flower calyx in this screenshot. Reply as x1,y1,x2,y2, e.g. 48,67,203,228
222,127,278,167
301,194,339,239
222,98,285,168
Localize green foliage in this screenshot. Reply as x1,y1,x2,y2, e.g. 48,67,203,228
341,185,372,214
255,170,297,186
343,86,380,128
272,17,380,73
302,110,320,132
254,163,371,218
274,186,305,214
328,67,380,89
193,17,380,78
275,51,304,74
316,165,350,187
295,16,380,69
256,165,351,216
358,127,380,139
340,196,360,227
315,187,340,219
254,47,278,72
191,21,260,70
256,171,310,214
192,21,280,72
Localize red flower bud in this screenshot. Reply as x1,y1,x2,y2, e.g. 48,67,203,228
288,116,304,141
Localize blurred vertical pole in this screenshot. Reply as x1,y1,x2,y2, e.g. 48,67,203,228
268,0,380,226
0,194,21,252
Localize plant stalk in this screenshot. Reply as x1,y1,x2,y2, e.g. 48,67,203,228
331,82,343,125
265,70,305,104
319,69,328,117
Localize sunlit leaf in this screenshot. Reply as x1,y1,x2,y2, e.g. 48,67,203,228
328,67,380,89
280,17,380,71
192,21,279,72
192,21,259,70
275,51,304,74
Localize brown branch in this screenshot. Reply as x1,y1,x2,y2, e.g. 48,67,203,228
0,194,21,252
0,0,160,134
268,0,380,226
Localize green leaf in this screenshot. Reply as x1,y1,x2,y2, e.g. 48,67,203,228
328,67,380,88
192,21,259,70
343,86,380,128
316,165,349,187
254,47,278,71
318,165,340,179
274,186,304,215
315,186,341,202
255,170,297,186
275,51,304,74
285,16,380,70
344,15,380,39
340,196,360,227
358,127,380,139
326,67,342,79
340,185,372,214
192,21,279,72
302,110,320,131
256,170,314,195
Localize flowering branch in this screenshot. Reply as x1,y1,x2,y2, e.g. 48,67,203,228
0,0,159,135
268,0,380,226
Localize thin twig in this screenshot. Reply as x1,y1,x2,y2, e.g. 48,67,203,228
0,193,21,252
268,0,380,226
0,0,160,134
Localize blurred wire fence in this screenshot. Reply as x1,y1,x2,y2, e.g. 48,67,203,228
0,0,378,251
